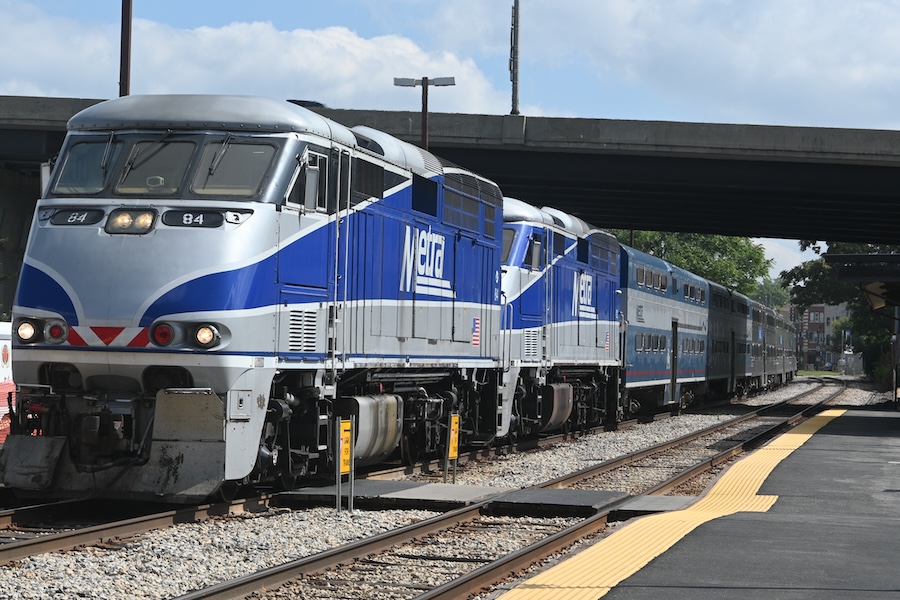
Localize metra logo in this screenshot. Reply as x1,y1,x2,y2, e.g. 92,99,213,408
400,225,454,298
573,272,596,318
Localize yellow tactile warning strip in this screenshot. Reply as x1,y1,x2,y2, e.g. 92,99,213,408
499,408,847,600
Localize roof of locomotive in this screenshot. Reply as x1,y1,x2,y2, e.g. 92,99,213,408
502,197,617,245
67,94,359,147
350,125,443,176
503,197,556,225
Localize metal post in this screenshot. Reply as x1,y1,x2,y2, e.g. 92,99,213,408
348,415,355,512
443,430,449,484
335,417,341,512
421,76,429,150
510,0,520,115
119,0,132,96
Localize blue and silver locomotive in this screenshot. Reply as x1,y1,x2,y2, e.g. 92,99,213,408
499,198,621,436
1,95,506,501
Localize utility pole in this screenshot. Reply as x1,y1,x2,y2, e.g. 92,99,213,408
510,0,520,115
119,0,132,96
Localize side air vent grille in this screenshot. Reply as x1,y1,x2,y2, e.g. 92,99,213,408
524,329,540,359
289,310,318,352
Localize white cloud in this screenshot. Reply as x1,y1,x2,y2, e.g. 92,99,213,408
754,238,819,279
0,4,120,97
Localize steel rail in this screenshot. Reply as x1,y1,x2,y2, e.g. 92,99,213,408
0,496,272,565
644,382,847,497
537,383,824,490
361,382,819,483
172,502,489,600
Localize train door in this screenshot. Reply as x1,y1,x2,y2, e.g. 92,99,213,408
546,231,567,360
670,319,679,409
730,330,736,394
279,147,331,290
452,232,486,347
277,147,333,359
520,230,545,361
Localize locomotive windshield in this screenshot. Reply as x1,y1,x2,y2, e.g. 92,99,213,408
116,140,195,195
53,137,125,195
51,132,280,200
193,142,277,196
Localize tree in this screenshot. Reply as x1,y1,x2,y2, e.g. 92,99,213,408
751,276,790,309
610,230,771,296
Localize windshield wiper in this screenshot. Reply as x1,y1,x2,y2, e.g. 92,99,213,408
122,129,172,179
100,131,115,179
208,133,234,177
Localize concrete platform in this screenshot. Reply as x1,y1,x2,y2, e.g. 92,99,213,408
500,407,900,599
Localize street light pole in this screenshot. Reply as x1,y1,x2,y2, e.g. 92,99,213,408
393,76,455,150
421,76,430,150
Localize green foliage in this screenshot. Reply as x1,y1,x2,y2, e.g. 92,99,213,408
750,276,790,309
610,230,771,296
872,350,894,391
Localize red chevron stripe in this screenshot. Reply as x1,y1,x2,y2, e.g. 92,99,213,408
127,328,150,347
66,328,87,346
91,327,124,346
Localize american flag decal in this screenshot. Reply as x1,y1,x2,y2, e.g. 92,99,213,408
605,331,610,351
471,317,480,347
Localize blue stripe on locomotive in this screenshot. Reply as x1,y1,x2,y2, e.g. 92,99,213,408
15,264,80,325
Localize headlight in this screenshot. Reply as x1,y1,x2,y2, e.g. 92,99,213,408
194,325,220,349
16,320,38,343
134,212,155,230
106,209,156,234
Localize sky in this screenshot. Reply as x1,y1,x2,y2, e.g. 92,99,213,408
6,1,897,277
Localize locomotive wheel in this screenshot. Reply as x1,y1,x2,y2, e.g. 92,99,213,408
277,471,298,492
212,481,240,503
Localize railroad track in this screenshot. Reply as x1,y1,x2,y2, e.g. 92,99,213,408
170,380,846,599
0,496,274,565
